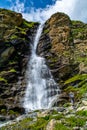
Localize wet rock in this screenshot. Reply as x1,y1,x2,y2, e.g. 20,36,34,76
0,8,39,117
0,116,7,121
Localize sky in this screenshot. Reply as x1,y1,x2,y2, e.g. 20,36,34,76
0,0,87,23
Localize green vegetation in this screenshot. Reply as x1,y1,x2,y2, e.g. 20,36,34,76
75,56,87,64
1,117,33,130
23,20,35,28
63,103,71,107
54,114,87,130
0,69,16,76
0,77,7,83
9,69,16,73
47,56,58,63
9,110,19,116
65,116,86,127
10,34,18,40
71,20,87,40
1,117,48,130
0,109,20,117
72,20,84,25
1,112,87,130
0,109,7,115
76,110,87,117
64,74,87,100
43,29,49,34
54,123,69,130
50,114,64,121
15,26,26,35
64,74,87,85
8,61,17,65
28,117,49,130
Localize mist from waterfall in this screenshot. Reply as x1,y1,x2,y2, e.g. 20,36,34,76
23,24,60,112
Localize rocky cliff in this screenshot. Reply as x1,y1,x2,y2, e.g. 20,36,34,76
38,12,73,81
0,8,39,119
37,12,87,106
0,8,87,126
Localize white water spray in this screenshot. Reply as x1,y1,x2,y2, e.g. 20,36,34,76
23,24,60,112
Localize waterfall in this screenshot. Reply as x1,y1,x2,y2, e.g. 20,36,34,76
23,24,60,112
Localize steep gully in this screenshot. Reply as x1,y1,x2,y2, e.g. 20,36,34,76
23,24,60,112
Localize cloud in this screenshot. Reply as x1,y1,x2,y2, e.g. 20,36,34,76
22,0,76,23
9,0,87,23
71,0,87,22
9,0,25,13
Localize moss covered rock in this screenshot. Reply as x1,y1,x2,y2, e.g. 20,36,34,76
0,8,39,117
37,12,74,82
37,12,87,107
1,109,87,130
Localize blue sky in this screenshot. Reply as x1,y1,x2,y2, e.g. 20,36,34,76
0,0,87,23
0,0,55,9
0,0,10,8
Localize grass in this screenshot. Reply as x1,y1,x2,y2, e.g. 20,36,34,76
43,29,49,34
64,74,87,101
0,77,7,84
1,110,87,130
28,117,49,130
64,74,87,85
64,84,87,101
71,20,87,40
9,69,16,73
54,123,69,130
8,61,17,65
10,34,18,40
50,114,64,120
1,117,33,130
15,26,26,35
0,109,7,115
1,111,63,130
23,20,35,28
76,110,87,117
65,116,86,127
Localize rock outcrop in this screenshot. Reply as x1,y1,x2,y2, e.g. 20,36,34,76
0,8,39,118
1,108,87,130
37,12,74,82
37,12,87,106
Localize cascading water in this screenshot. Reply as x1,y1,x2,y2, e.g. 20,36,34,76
23,24,60,112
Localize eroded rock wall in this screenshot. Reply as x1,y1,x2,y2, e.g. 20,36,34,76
37,12,74,83
37,12,87,105
0,8,39,118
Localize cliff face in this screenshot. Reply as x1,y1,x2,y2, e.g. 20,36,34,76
37,13,87,105
37,13,74,82
0,8,39,118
